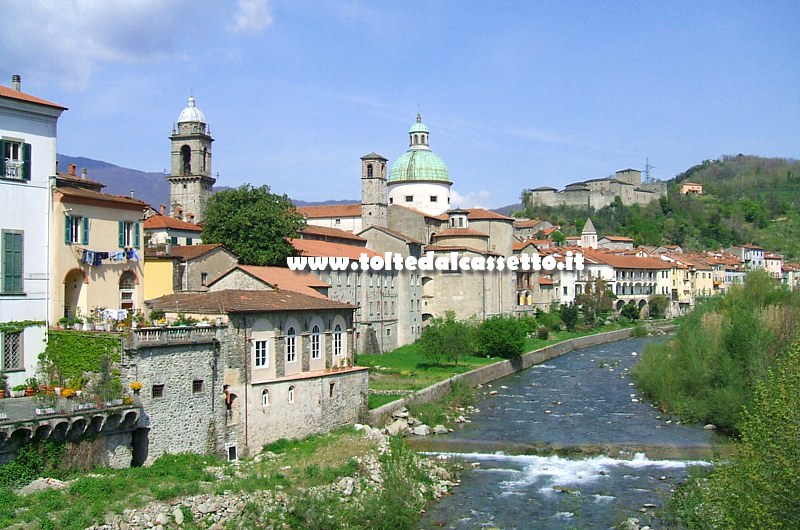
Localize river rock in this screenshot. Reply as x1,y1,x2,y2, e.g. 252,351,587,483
488,390,498,395
704,424,717,430
455,415,466,423
338,477,354,496
392,408,409,419
622,518,640,530
17,477,69,495
173,508,184,525
433,424,448,435
412,425,431,436
386,418,410,436
155,513,170,525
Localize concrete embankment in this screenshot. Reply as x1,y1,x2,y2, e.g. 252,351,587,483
368,324,674,427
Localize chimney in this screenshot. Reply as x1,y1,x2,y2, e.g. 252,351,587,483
68,163,76,176
81,168,88,179
176,207,183,220
11,74,21,92
130,190,135,199
188,213,195,224
160,204,167,215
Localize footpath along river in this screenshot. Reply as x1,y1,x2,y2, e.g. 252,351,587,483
416,335,731,529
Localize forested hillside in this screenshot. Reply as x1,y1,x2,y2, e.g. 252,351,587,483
518,155,800,258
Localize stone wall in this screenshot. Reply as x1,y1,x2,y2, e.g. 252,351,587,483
122,338,225,464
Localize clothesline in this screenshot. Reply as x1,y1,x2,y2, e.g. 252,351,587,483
78,247,141,266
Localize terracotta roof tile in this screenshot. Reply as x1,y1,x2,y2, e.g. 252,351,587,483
359,225,422,244
301,225,366,242
513,218,542,228
235,265,329,298
433,228,489,238
297,204,362,218
55,186,148,209
169,244,229,261
289,238,379,260
466,208,514,221
144,214,203,232
146,289,355,313
0,85,66,109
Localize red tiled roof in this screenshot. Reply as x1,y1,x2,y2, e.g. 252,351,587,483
146,289,355,313
513,219,542,228
235,265,329,298
169,244,229,261
424,244,500,256
297,204,362,218
584,251,671,270
55,186,148,209
301,225,365,242
601,235,634,242
466,208,514,221
359,225,422,244
289,238,379,260
144,214,203,232
0,84,66,109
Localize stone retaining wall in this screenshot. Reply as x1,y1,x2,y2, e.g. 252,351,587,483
367,327,650,426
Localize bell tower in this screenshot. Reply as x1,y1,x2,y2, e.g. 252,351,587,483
168,96,215,223
361,152,388,230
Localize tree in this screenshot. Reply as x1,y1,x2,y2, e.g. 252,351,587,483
202,184,306,265
475,315,526,359
647,294,669,319
559,303,578,331
620,303,640,320
418,311,475,365
576,278,615,325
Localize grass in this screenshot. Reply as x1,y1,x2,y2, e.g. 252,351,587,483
0,426,376,530
359,322,633,408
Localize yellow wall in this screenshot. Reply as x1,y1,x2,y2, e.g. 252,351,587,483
144,259,175,301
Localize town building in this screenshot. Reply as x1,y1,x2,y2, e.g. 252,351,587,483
525,168,667,209
680,182,703,195
143,244,238,301
0,75,66,386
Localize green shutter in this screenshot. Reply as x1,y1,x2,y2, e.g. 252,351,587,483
82,217,89,245
118,221,125,248
22,143,31,181
65,215,72,244
3,232,23,293
134,222,140,247
0,139,5,176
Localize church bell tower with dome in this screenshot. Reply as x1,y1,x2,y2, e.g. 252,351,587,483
387,113,452,216
168,96,215,224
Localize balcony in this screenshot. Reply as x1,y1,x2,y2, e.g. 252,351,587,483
3,160,24,180
125,325,221,349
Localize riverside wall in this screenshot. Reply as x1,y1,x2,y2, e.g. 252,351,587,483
367,325,673,426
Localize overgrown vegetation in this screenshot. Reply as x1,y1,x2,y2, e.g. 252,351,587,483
519,155,800,257
41,331,121,384
667,337,800,528
407,380,475,427
633,270,800,435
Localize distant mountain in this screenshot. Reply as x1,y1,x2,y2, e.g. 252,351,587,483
58,154,169,208
56,154,357,208
493,203,523,217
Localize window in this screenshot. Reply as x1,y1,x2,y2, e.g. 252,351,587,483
286,327,297,362
1,139,30,180
288,385,295,404
186,238,193,245
170,236,178,246
430,195,438,202
2,230,23,293
118,221,140,248
65,216,89,245
386,328,391,336
119,272,136,310
201,272,208,286
181,145,191,175
329,382,335,398
311,325,321,359
261,388,270,406
335,218,341,225
152,384,165,399
192,379,204,393
389,198,393,204
1,330,23,371
367,164,373,178
405,195,414,203
334,324,343,357
254,340,268,367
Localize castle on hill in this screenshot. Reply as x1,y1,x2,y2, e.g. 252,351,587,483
525,168,667,209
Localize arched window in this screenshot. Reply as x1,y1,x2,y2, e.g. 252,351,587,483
286,327,297,363
311,325,321,359
202,147,207,172
334,324,343,357
367,164,373,178
181,145,191,175
119,272,136,310
261,389,269,406
288,385,295,404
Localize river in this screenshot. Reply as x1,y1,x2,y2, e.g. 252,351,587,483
416,335,728,529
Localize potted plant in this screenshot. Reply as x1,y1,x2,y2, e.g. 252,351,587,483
150,309,166,326
57,316,68,330
12,384,26,398
0,402,7,421
25,377,38,397
0,372,6,399
130,381,142,395
34,393,58,415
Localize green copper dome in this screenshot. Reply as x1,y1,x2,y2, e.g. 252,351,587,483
388,113,451,183
389,149,451,183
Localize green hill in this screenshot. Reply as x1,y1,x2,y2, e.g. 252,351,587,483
519,155,800,258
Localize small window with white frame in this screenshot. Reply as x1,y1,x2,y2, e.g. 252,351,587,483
333,324,343,357
261,388,270,406
1,139,29,180
311,325,321,359
288,385,295,403
254,339,269,368
286,327,297,363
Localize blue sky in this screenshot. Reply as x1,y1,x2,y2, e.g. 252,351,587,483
4,1,799,208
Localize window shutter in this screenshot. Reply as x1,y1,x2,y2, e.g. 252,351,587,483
22,143,32,181
134,222,140,247
65,215,72,244
82,217,89,245
118,221,125,247
0,139,5,175
12,233,22,292
2,233,12,292
3,232,23,293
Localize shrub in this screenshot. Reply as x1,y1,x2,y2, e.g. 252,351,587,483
537,326,549,340
537,311,562,332
647,294,669,319
630,322,648,338
620,304,641,320
475,315,526,359
517,315,540,336
559,303,579,331
417,311,476,365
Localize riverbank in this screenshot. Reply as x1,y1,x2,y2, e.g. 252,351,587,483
0,426,456,530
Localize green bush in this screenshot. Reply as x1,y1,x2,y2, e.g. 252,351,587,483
417,311,476,365
669,338,800,529
475,315,526,359
537,311,562,332
559,303,579,331
620,303,641,320
537,326,549,340
517,315,540,336
630,322,648,338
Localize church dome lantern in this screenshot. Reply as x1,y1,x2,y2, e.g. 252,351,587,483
177,96,206,124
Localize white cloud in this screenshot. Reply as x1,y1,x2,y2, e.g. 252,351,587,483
1,0,218,90
450,189,492,209
228,0,273,35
